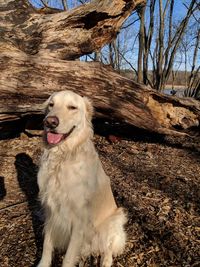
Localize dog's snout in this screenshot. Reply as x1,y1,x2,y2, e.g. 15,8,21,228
44,116,59,129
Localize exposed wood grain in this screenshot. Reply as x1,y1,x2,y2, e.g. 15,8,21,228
0,0,146,59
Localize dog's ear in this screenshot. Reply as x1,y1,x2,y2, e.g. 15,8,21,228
83,97,94,121
42,95,52,114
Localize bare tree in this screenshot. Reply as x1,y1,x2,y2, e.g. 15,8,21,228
143,0,156,86
161,0,198,91
137,5,146,83
33,0,71,10
95,18,139,73
184,27,200,98
136,0,198,92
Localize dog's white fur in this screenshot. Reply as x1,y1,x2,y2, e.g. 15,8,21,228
37,91,126,267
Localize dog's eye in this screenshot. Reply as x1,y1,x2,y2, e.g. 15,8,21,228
49,102,54,108
68,105,77,110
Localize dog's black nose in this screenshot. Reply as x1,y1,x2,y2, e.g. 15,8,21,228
44,116,59,129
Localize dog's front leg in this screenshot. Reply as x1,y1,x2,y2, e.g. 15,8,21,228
62,223,83,267
37,227,53,267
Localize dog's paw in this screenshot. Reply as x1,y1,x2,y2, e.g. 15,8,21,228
100,255,113,267
37,262,50,267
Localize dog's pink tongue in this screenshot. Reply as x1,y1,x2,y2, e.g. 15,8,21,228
47,132,63,144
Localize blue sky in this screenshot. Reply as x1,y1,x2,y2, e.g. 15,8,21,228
170,1,186,17
29,0,195,21
30,0,188,14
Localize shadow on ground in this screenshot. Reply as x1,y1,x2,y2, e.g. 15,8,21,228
15,153,43,267
0,176,6,200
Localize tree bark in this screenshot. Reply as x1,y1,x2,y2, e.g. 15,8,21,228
0,52,200,136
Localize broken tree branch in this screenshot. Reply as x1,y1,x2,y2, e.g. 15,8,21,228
1,0,146,60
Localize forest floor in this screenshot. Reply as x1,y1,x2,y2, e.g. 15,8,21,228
0,124,200,267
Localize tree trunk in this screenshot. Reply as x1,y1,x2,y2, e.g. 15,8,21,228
1,52,200,136
143,0,156,87
0,0,200,137
137,5,145,83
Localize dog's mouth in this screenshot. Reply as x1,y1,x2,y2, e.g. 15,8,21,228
45,126,76,145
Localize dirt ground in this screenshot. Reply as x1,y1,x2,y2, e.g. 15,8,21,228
0,126,200,267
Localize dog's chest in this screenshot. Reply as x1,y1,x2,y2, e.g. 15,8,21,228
38,154,93,218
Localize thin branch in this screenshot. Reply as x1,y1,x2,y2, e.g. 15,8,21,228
183,2,200,23
40,0,49,7
188,29,200,90
118,50,138,74
163,0,171,18
163,0,174,72
121,18,140,30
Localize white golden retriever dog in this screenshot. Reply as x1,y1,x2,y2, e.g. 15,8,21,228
37,90,126,267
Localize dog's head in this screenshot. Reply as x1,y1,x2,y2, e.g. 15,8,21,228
43,90,93,148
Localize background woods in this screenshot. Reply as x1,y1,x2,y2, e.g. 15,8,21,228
33,0,200,95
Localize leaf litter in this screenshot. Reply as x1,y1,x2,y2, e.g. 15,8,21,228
0,133,199,266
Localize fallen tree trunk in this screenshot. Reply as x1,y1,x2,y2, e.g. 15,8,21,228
0,0,200,136
0,52,200,136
